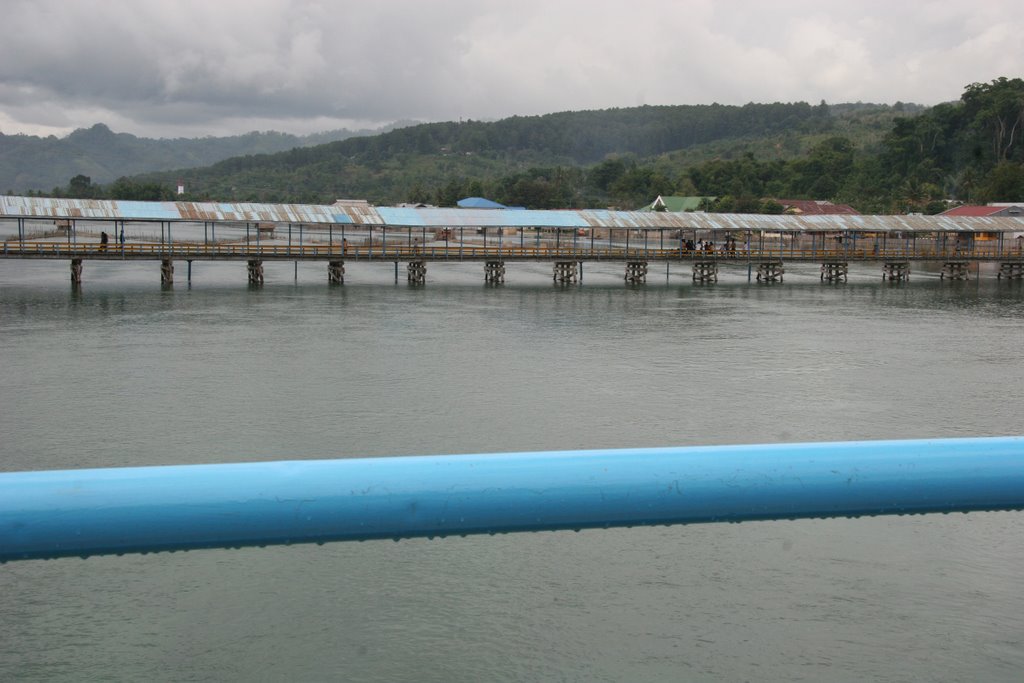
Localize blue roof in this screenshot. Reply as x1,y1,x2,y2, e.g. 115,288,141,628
457,197,507,209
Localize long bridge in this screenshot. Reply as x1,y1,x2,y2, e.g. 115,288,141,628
2,196,1023,285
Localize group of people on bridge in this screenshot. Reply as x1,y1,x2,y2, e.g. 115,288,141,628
97,229,126,252
682,237,743,258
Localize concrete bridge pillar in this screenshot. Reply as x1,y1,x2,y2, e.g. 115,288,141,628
70,258,83,284
997,262,1024,279
756,261,785,283
484,260,505,284
328,260,345,284
625,261,648,284
160,259,174,285
820,261,848,282
940,261,970,280
883,261,910,281
553,261,578,283
692,260,718,283
407,260,426,284
247,259,264,285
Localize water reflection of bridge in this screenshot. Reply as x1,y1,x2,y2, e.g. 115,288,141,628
2,196,1023,285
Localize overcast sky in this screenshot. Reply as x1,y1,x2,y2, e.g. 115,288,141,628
1,0,1021,139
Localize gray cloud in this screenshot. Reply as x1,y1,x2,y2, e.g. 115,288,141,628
0,0,1021,138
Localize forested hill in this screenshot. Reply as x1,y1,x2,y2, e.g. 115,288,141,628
35,77,1024,212
127,100,914,206
322,101,834,164
0,123,383,194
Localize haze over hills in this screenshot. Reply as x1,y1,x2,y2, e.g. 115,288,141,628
0,122,399,194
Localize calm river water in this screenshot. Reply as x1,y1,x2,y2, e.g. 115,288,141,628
1,258,1023,682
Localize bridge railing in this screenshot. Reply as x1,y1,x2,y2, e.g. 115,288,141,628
1,437,1022,562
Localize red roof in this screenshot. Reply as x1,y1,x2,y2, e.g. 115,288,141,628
939,205,1003,217
774,199,860,215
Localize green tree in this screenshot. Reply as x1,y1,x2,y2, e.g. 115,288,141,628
68,174,93,198
962,77,1024,163
978,161,1024,201
589,157,628,191
107,178,169,201
434,179,464,207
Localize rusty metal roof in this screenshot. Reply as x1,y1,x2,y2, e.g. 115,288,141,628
574,211,1024,233
374,208,1024,233
3,196,1024,233
0,196,355,224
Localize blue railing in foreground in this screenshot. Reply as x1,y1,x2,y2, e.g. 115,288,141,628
2,437,1022,562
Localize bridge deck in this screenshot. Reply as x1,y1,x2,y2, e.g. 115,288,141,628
4,241,1024,263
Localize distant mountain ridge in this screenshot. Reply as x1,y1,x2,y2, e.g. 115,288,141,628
0,122,393,194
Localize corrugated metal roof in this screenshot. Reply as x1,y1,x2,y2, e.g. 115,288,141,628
3,196,1024,233
0,196,351,224
573,211,1024,233
376,207,1024,233
940,205,1004,217
0,197,182,220
376,207,588,228
174,201,355,224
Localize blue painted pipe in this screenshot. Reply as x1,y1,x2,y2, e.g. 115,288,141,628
2,437,1023,562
